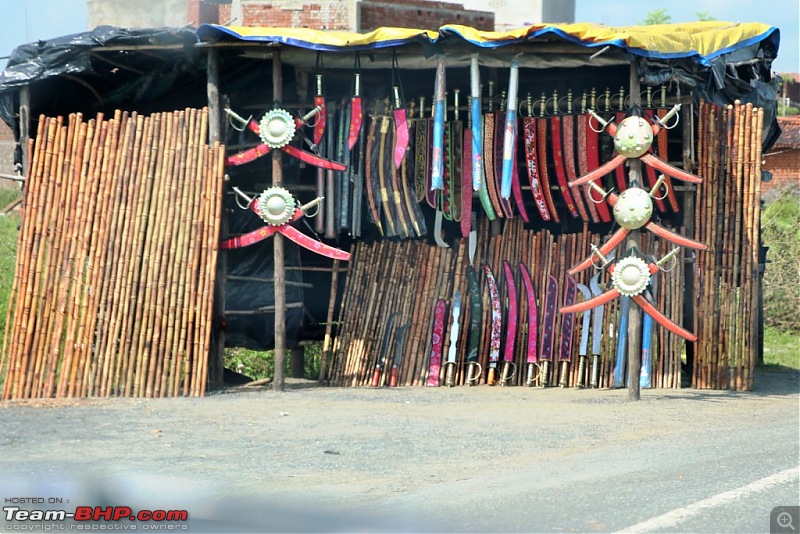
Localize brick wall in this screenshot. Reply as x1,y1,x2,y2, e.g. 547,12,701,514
0,121,16,179
359,0,493,31
239,1,351,30
187,0,223,25
762,148,800,195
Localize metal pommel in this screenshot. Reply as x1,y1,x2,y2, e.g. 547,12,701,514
353,73,361,97
466,362,482,386
444,361,456,387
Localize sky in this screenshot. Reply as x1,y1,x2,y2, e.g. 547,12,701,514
0,0,797,73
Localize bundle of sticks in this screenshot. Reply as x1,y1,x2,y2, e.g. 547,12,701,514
0,108,225,399
693,100,764,391
326,216,688,388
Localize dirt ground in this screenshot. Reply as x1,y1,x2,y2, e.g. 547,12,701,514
1,367,798,532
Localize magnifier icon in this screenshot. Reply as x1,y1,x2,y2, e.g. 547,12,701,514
778,511,796,531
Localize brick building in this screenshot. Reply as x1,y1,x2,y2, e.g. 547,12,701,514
187,0,493,31
763,116,800,197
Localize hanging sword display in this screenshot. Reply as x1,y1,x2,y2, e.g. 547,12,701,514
220,187,351,261
224,107,346,171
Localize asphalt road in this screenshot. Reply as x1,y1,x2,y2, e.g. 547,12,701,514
0,368,798,533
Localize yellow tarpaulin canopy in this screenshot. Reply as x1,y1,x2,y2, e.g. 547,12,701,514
196,21,779,66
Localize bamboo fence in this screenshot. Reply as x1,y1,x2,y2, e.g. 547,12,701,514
1,108,225,399
692,100,764,391
328,216,688,388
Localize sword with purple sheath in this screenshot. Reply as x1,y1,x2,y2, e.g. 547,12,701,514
575,282,592,388
444,290,462,387
558,276,578,388
426,299,447,387
519,262,539,387
500,261,518,386
539,274,559,387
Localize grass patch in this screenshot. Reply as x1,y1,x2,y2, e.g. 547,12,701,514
0,187,22,341
762,326,800,370
224,341,323,381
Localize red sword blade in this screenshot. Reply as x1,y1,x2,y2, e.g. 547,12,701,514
633,294,697,341
226,144,273,167
393,108,409,170
570,154,626,187
313,96,327,146
280,144,346,171
277,224,351,261
560,287,621,314
218,210,303,250
640,153,702,184
645,221,708,250
568,227,629,276
348,96,363,150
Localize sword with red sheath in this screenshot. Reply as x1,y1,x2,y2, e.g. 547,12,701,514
461,110,474,239
656,84,680,212
450,89,463,223
500,261,518,386
539,274,559,387
575,282,592,388
389,322,412,387
485,264,502,385
483,82,504,217
444,290,462,387
642,86,668,214
558,276,578,388
351,101,367,237
523,94,551,221
313,64,327,147
371,311,398,387
426,299,447,387
580,89,612,223
589,271,605,388
549,90,582,220
347,54,363,151
391,52,409,170
465,264,483,385
536,94,560,223
224,106,345,171
519,262,539,387
562,90,592,223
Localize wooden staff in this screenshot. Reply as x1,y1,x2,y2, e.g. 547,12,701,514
746,106,763,391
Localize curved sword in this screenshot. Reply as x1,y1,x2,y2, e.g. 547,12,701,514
500,261,518,385
539,274,559,387
575,282,592,388
426,299,447,387
389,322,412,387
589,272,605,388
465,265,483,385
485,264,502,385
444,290,462,387
519,262,539,387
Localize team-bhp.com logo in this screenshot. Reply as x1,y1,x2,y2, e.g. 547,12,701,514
4,505,189,529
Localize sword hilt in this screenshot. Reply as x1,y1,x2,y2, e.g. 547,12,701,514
466,362,482,386
389,365,399,387
300,105,323,126
299,196,324,215
231,186,255,206
353,72,361,97
655,103,681,130
590,244,612,270
393,86,402,110
526,363,539,387
540,361,550,387
500,361,515,386
454,88,460,121
558,361,569,388
590,354,600,388
224,107,251,131
587,108,611,133
577,356,587,388
444,361,456,387
649,174,668,199
370,367,382,388
315,74,323,97
487,366,497,386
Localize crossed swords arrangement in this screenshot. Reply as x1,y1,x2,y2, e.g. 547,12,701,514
558,109,706,344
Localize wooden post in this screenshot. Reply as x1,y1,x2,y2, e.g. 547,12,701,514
627,63,642,401
207,47,226,391
272,49,286,392
19,87,30,176
681,101,696,379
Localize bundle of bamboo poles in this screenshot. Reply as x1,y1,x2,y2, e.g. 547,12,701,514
327,215,688,389
0,108,225,399
693,100,763,391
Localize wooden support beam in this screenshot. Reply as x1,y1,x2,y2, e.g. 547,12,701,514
272,49,287,392
19,87,30,177
207,46,226,391
627,62,642,401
